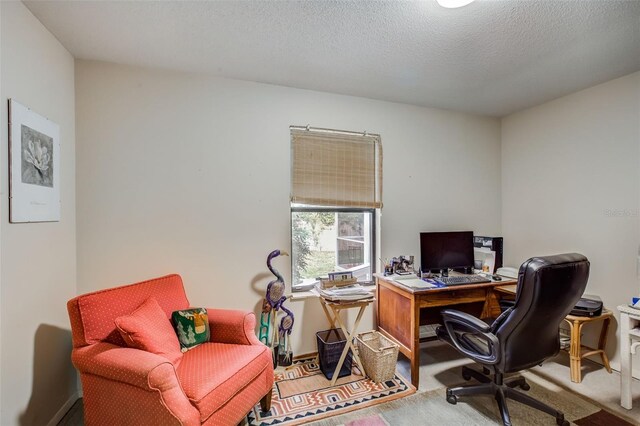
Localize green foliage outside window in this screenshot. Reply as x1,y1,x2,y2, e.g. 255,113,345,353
291,212,335,285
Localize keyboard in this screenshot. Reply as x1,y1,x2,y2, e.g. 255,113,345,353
436,275,491,286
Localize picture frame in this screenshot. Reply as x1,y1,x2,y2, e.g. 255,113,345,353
328,271,353,281
8,99,60,222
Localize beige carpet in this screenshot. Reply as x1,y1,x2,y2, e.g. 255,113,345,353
395,340,640,423
308,372,633,425
307,340,640,426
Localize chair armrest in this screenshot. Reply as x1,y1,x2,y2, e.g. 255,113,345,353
72,342,177,389
442,309,491,333
72,342,200,425
441,309,500,365
207,308,263,346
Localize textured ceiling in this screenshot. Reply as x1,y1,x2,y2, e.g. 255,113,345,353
24,0,640,117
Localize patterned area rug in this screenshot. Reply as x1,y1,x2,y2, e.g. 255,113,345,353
247,357,415,426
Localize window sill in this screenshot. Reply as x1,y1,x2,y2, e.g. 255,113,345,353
289,290,319,301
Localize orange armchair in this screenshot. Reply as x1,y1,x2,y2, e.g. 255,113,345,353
67,274,273,426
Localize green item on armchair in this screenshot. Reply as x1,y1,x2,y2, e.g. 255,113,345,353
172,308,210,352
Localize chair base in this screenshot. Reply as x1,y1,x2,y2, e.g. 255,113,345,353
446,366,569,426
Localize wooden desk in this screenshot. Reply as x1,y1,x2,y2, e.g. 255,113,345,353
493,284,517,296
375,274,516,389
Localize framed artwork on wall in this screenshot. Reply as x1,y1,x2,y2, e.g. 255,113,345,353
8,99,61,222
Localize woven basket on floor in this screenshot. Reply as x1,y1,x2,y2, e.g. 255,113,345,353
356,330,399,383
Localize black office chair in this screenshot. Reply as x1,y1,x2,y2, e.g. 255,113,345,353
436,253,589,426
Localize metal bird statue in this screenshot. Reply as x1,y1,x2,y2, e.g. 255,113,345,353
266,249,288,311
258,249,294,367
277,305,295,366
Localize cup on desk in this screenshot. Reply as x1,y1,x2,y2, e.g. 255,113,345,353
384,264,393,276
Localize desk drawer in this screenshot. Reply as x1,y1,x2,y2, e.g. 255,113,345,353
419,288,486,308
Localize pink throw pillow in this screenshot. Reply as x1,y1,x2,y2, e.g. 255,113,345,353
115,297,183,365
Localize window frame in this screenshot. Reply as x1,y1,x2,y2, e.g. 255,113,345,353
290,206,377,291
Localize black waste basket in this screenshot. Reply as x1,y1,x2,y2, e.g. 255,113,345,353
316,328,353,380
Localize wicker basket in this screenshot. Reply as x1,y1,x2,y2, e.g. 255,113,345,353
356,330,399,383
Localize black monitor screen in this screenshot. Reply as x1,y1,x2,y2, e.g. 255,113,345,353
420,231,474,272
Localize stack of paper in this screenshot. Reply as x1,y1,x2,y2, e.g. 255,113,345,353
314,284,374,302
393,276,437,289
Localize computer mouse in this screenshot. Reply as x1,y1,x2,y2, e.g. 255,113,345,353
491,275,502,281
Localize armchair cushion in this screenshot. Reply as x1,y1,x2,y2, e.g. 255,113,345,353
114,297,183,365
176,342,272,423
172,308,210,352
72,342,201,425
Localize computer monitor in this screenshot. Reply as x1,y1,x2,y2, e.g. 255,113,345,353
420,231,474,273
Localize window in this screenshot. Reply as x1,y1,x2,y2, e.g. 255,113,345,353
291,207,375,289
290,126,382,290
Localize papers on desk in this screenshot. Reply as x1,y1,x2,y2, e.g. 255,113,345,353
313,284,374,302
392,275,438,289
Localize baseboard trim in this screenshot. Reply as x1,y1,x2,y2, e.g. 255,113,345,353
47,391,81,426
293,351,318,361
607,360,640,380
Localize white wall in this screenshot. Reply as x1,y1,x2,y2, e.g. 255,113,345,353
75,60,502,355
502,72,640,377
0,2,77,425
0,1,3,418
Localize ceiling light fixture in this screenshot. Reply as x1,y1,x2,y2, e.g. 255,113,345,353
436,0,476,8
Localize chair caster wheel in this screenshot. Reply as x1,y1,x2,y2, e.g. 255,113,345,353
446,392,457,405
520,383,530,391
555,415,568,426
462,372,472,381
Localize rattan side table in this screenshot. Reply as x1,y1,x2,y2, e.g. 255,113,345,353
564,309,613,383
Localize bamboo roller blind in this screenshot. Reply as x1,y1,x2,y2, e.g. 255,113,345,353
290,128,383,208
